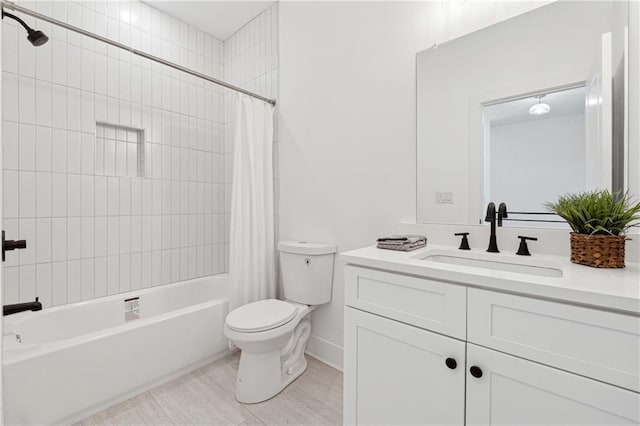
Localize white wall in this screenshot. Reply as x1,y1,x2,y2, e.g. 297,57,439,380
278,1,548,369
489,113,586,212
2,1,228,307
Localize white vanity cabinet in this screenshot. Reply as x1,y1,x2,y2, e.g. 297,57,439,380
343,264,640,425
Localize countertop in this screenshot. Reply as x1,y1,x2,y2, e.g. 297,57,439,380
340,244,640,315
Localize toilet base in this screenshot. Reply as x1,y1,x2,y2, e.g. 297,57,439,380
235,318,311,404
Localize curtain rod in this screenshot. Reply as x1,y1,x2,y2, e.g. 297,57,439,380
0,1,277,106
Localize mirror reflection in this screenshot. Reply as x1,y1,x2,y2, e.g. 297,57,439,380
416,1,632,228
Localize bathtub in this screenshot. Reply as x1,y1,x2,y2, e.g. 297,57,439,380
3,275,231,425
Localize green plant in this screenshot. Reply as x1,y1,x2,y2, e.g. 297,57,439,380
545,190,640,235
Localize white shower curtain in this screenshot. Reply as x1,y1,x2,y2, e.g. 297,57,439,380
228,93,276,309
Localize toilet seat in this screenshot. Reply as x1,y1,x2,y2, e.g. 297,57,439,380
226,299,298,333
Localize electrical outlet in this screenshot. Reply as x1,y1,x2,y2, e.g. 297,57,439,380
435,191,454,204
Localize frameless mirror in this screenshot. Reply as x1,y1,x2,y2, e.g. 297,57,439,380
416,1,634,228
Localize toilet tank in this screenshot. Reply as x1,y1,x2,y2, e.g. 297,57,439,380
278,241,336,305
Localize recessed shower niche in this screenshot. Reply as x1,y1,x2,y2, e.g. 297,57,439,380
95,122,146,178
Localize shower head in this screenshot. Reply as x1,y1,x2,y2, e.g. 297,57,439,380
2,10,48,46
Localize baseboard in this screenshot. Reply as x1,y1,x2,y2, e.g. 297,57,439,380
62,349,235,425
305,335,343,372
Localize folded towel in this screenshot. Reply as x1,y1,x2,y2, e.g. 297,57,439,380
377,240,427,252
377,235,427,245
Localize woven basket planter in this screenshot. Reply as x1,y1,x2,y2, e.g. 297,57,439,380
569,233,626,268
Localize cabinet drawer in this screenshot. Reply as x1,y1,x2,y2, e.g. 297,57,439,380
468,288,640,392
345,265,466,339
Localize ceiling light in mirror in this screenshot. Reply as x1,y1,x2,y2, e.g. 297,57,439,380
529,96,551,115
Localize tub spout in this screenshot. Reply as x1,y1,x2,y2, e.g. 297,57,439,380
4,297,42,316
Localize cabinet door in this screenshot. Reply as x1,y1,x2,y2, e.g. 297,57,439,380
344,307,465,425
466,344,640,425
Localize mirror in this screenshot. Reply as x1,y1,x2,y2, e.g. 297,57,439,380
416,1,633,228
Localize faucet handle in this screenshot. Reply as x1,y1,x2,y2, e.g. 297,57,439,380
454,232,471,250
516,236,538,256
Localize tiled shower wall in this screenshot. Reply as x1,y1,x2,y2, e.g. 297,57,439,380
2,0,230,307
224,2,280,246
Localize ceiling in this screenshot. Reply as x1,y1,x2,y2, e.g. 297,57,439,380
144,1,274,40
484,86,586,127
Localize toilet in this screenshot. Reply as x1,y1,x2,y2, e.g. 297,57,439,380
223,241,336,404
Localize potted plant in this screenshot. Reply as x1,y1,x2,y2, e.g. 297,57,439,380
545,190,640,268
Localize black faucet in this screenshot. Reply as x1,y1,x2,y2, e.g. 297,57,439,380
4,297,42,316
485,202,508,253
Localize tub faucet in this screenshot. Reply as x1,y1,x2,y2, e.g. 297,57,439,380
4,297,42,316
485,202,508,253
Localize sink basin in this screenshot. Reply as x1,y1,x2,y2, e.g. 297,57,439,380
416,250,563,278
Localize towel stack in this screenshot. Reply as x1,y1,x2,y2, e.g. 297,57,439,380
376,235,427,251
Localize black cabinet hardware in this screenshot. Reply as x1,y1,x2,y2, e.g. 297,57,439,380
470,365,483,378
445,357,457,369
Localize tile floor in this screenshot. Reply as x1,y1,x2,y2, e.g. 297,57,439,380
78,353,343,425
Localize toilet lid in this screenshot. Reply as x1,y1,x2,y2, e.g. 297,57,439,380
226,299,298,333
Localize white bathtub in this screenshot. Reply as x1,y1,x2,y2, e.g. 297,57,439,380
3,275,231,425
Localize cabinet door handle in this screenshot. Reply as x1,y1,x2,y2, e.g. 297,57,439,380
470,365,483,378
445,357,457,369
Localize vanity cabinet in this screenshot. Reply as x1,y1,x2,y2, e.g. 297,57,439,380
344,307,465,425
465,344,640,426
343,265,640,425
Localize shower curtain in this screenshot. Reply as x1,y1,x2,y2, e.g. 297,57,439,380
228,94,276,309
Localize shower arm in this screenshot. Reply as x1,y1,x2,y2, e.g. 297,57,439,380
2,10,31,33
0,0,277,106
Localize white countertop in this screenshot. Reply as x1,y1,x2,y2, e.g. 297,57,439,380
340,244,640,315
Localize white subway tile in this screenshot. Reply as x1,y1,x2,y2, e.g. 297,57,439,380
95,176,107,216
107,216,119,256
18,123,36,171
51,261,67,306
19,264,36,301
51,40,67,85
67,259,82,302
36,172,52,218
119,254,131,292
67,174,82,217
51,129,67,173
94,216,107,258
3,121,18,170
107,255,119,295
67,88,82,131
3,72,19,122
36,218,52,264
81,258,95,300
4,267,19,304
51,218,67,262
95,256,107,297
67,44,82,89
107,176,119,216
51,84,67,130
130,252,141,290
35,80,52,128
119,216,131,254
51,173,67,217
19,171,36,218
18,76,36,125
67,217,82,260
35,126,52,172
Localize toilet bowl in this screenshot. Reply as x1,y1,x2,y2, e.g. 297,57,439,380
224,241,336,404
224,299,314,403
